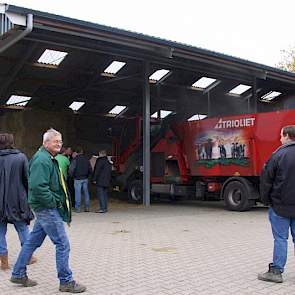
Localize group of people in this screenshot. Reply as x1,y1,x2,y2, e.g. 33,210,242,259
2,124,295,291
0,128,111,292
57,146,112,214
66,148,112,214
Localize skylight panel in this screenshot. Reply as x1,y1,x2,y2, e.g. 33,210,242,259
229,84,251,95
6,95,31,106
151,112,158,118
160,110,172,118
69,101,85,111
37,49,68,66
188,114,207,121
261,91,282,102
151,110,172,119
192,77,216,89
103,61,126,75
108,105,127,115
149,69,170,82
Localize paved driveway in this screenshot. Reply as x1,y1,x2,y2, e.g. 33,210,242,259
1,200,294,294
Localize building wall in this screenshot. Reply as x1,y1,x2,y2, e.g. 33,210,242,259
0,109,112,158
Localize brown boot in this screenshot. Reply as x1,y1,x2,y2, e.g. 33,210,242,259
0,254,10,270
28,256,37,265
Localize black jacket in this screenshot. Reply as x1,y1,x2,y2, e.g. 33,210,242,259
260,142,295,218
0,149,34,224
92,156,112,187
69,154,92,180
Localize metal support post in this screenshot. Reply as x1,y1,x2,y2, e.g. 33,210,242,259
252,77,257,113
143,61,151,206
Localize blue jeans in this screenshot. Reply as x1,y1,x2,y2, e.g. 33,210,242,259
97,186,108,212
74,179,90,210
12,209,73,283
269,207,295,273
0,221,29,256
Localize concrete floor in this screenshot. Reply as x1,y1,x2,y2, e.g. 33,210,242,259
1,200,295,294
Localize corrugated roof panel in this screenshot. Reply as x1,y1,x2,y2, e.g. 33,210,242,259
0,12,14,36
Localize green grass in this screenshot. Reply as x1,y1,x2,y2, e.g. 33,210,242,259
196,158,249,168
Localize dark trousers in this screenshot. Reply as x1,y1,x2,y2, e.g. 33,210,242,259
96,186,108,212
67,177,75,207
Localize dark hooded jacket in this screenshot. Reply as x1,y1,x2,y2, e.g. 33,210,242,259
260,141,295,218
92,156,112,187
0,149,34,224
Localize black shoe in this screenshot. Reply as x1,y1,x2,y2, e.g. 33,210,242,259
258,263,283,283
59,280,86,293
84,208,90,212
10,275,38,287
95,209,107,213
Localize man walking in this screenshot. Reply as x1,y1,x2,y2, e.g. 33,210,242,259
0,133,35,270
258,125,295,283
69,147,92,212
93,150,112,213
10,128,86,293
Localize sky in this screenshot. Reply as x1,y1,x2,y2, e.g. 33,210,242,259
3,0,295,67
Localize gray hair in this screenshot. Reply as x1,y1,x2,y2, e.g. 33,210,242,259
43,128,61,143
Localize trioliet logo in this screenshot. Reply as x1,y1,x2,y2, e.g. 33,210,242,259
214,117,255,129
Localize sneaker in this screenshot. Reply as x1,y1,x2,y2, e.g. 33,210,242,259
10,275,38,287
74,208,81,213
84,208,90,212
258,263,283,283
59,280,86,293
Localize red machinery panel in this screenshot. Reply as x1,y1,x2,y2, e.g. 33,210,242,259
175,109,295,177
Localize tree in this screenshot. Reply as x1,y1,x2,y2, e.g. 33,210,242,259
277,47,295,72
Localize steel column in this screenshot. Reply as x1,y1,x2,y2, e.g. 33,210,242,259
252,77,257,113
143,61,151,206
207,91,211,117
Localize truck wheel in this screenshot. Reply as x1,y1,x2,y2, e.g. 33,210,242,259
223,181,254,211
128,179,143,203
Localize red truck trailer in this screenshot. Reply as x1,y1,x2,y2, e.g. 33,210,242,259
112,109,295,211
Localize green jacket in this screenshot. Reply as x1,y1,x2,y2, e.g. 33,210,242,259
28,146,71,223
56,154,70,180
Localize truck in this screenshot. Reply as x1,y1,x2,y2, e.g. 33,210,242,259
111,109,295,211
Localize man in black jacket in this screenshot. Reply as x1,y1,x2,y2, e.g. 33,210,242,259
92,150,112,213
69,147,92,213
258,125,295,283
0,133,35,270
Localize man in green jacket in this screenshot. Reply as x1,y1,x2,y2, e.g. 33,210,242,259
10,128,86,293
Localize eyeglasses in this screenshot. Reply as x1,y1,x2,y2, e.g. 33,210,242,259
51,140,63,144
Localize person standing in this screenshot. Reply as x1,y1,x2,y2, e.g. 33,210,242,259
56,147,71,181
92,150,112,213
0,133,35,270
65,147,76,208
69,147,92,213
10,128,86,292
258,125,295,283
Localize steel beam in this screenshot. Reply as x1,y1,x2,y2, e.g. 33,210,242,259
143,61,151,206
0,43,37,104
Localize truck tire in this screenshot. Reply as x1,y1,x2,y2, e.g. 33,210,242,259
223,180,255,211
128,179,143,203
